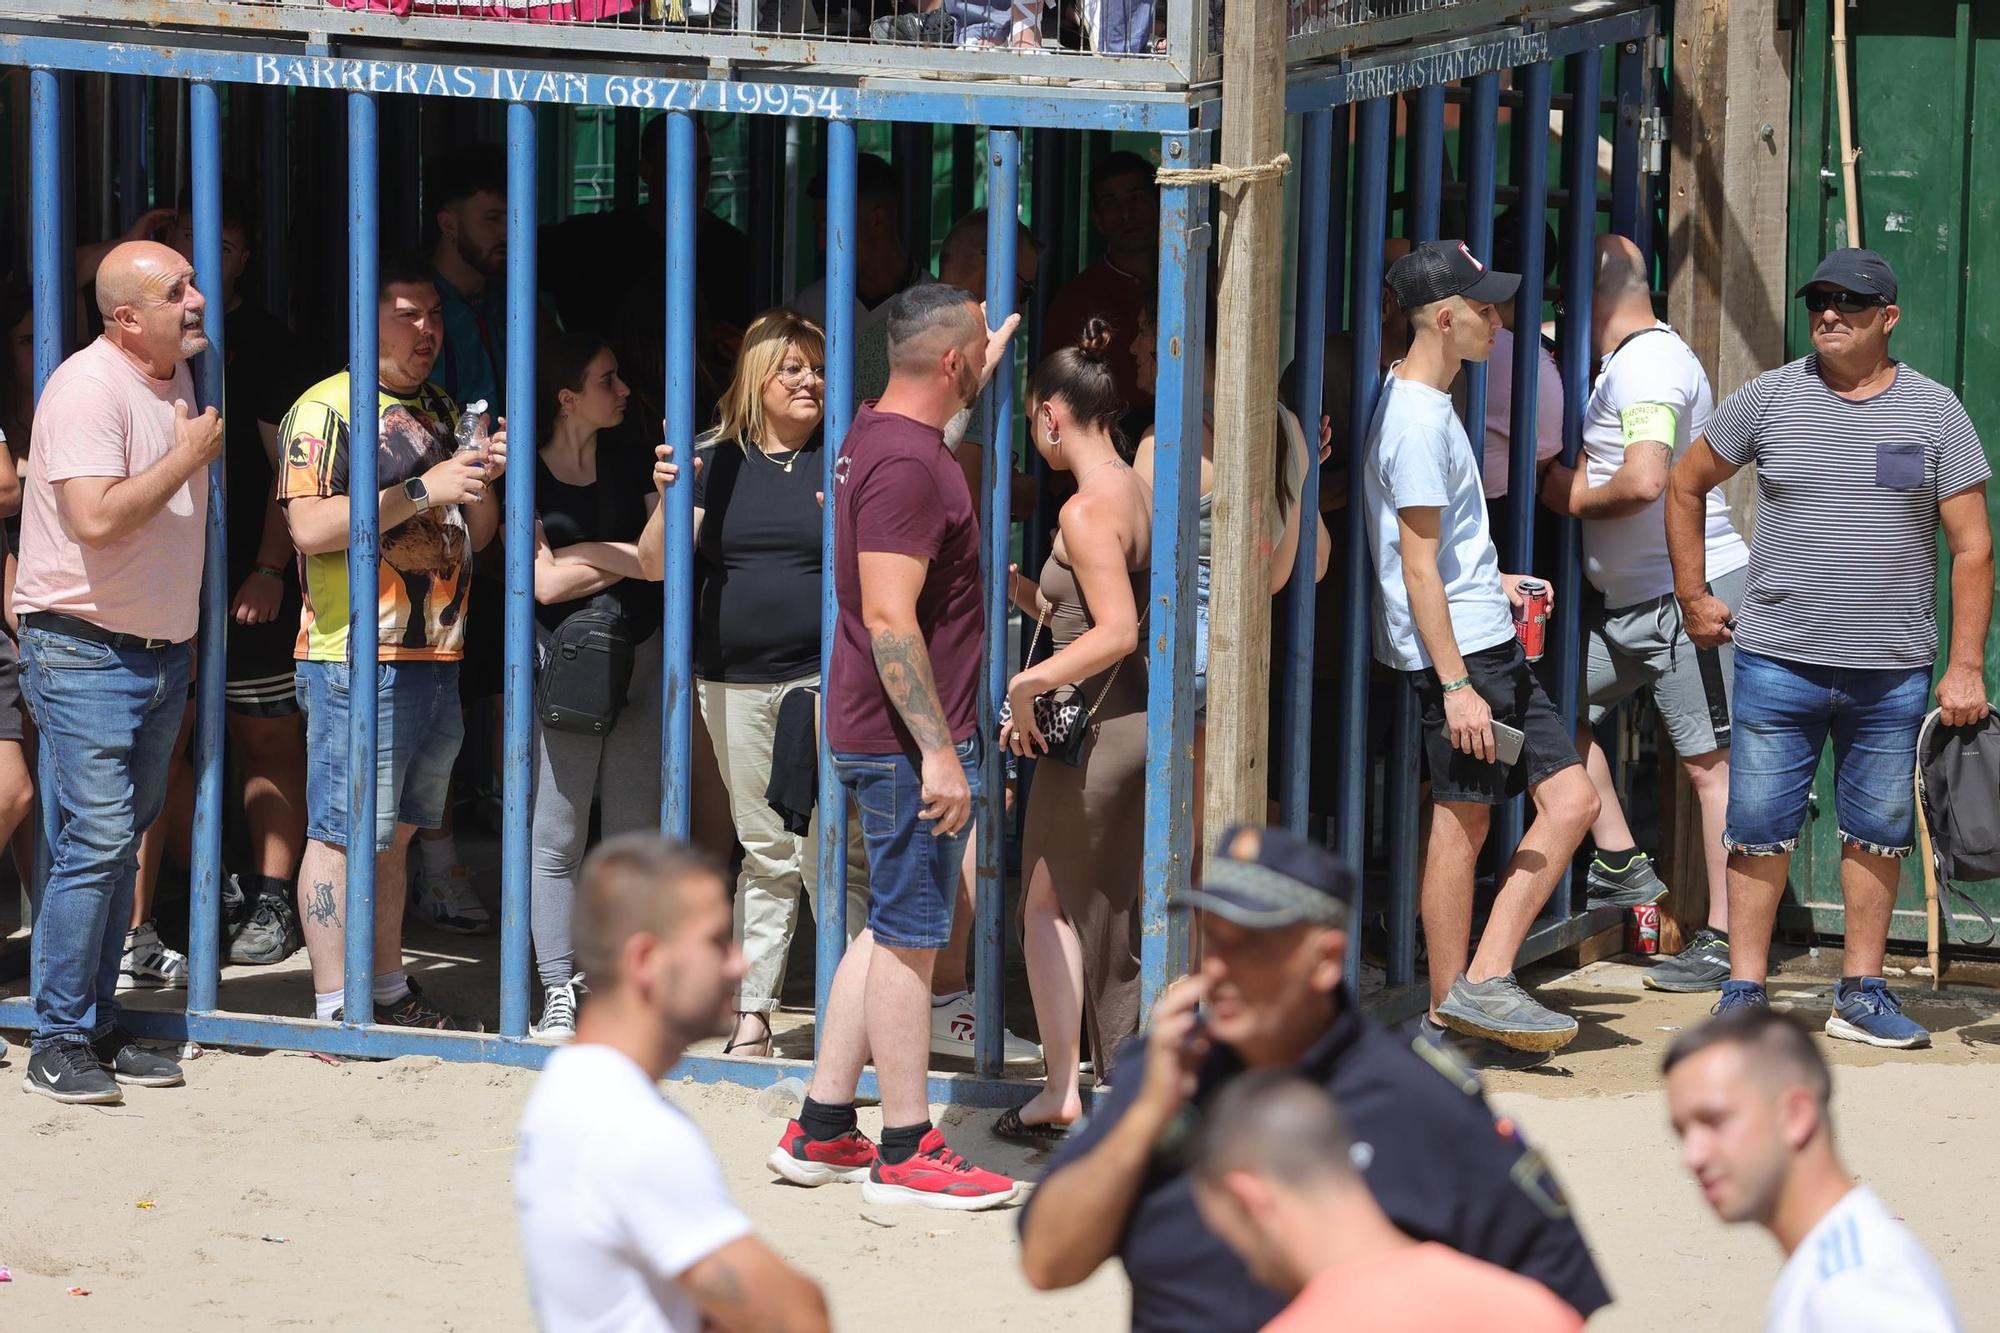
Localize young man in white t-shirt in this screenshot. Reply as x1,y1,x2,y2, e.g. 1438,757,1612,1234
1665,1006,1960,1333
514,835,829,1333
1359,240,1601,1058
1540,234,1748,993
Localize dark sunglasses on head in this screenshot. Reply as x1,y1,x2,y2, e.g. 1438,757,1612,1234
1802,289,1887,314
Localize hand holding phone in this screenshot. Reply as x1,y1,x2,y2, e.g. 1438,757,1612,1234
1490,720,1525,767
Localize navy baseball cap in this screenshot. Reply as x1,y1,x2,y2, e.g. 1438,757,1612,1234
1385,239,1520,313
1796,248,1897,303
1182,824,1357,930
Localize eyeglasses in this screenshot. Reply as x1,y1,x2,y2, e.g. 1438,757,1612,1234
774,361,826,390
1802,289,1887,314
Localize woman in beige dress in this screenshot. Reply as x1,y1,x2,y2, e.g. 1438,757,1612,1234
999,318,1152,1138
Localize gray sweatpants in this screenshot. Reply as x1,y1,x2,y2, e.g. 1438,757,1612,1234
530,633,664,989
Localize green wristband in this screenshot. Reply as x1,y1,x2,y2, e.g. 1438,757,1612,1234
1440,675,1472,693
253,564,286,580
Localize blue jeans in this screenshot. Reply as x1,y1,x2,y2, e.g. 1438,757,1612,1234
1724,648,1931,858
297,659,464,853
19,628,192,1050
832,734,984,949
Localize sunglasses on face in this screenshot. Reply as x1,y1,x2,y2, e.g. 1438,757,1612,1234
1802,289,1887,314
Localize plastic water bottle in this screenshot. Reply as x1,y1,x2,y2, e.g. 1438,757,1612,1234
454,398,489,458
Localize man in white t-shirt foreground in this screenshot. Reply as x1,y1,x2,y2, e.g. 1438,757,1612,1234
1665,1006,1960,1332
1359,240,1601,1059
1540,234,1746,993
515,835,829,1332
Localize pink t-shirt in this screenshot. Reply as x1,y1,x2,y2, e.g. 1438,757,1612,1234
14,337,207,641
1264,1243,1583,1333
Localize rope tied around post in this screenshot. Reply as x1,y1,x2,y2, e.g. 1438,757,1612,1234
1156,151,1292,188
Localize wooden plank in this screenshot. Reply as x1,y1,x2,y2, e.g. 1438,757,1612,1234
1202,0,1287,851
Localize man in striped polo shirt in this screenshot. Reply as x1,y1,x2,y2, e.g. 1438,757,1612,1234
1666,248,1994,1050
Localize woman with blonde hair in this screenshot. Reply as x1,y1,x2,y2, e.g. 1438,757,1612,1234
641,309,867,1058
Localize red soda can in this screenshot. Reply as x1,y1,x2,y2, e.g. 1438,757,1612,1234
1513,579,1550,661
1625,902,1661,955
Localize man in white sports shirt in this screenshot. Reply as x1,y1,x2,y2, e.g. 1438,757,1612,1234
1665,1006,1960,1333
514,835,829,1332
1540,234,1745,993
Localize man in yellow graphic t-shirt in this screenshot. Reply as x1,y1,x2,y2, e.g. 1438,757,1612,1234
277,257,507,1032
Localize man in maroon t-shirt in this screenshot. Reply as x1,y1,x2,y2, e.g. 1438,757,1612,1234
766,282,1022,1211
1043,151,1159,434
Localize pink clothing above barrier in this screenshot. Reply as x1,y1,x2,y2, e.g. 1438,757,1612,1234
323,0,639,20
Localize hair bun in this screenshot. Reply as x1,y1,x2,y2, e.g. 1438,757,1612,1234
1076,316,1117,362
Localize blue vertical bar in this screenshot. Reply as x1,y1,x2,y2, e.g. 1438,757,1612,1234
1549,53,1600,919
500,103,538,1040
659,110,697,841
1140,127,1210,1014
1611,42,1643,244
187,82,227,1018
815,118,858,1043
1336,98,1390,871
343,91,380,1027
1325,104,1349,336
974,131,1019,1077
1462,75,1500,438
30,70,62,398
1498,60,1552,878
1407,84,1445,240
1279,109,1332,831
1343,98,1393,993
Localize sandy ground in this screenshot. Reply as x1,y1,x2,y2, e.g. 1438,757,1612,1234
3,952,1999,1330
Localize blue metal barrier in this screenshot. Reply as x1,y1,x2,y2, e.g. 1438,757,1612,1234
0,8,1656,1080
188,81,227,1020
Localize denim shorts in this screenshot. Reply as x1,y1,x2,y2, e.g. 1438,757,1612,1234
297,658,465,853
1724,648,1930,858
832,733,984,950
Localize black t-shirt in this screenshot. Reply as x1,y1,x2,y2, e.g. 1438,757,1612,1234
693,433,825,683
224,303,310,586
1020,1008,1613,1332
529,437,662,641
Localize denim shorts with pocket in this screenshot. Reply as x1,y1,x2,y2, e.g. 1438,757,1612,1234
297,658,465,853
832,734,984,950
1723,648,1930,857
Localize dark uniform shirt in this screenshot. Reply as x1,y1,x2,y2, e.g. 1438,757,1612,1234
1020,1006,1612,1332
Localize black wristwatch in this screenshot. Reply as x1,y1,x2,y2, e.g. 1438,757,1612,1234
402,476,431,513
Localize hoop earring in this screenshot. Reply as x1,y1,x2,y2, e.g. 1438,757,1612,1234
1046,425,1061,458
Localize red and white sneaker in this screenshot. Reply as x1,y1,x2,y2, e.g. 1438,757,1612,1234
767,1121,880,1187
860,1129,1020,1211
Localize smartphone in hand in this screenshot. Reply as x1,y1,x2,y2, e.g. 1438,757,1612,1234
1491,720,1525,767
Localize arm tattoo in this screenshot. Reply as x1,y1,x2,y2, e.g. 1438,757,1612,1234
682,1252,746,1307
306,879,340,928
871,627,955,752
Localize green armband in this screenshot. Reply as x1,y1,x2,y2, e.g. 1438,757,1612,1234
1619,402,1678,449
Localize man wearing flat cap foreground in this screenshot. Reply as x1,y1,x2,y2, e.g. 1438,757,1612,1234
1017,824,1611,1332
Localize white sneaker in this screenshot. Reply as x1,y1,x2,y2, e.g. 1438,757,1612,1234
531,974,585,1042
929,992,1042,1067
117,921,188,992
408,859,493,935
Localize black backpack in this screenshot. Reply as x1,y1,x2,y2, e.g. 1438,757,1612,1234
1917,708,2000,944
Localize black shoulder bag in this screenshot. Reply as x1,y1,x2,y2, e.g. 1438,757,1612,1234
535,473,639,736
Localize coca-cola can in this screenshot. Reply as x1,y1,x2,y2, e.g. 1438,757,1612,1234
1625,902,1661,955
1513,579,1551,661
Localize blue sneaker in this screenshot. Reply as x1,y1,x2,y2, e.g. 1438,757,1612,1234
1825,978,1930,1050
1711,980,1769,1015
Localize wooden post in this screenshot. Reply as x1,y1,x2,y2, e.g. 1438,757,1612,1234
1663,0,1793,940
1202,0,1288,852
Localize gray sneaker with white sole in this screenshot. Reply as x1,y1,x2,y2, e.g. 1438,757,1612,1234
1585,852,1670,911
1435,973,1579,1053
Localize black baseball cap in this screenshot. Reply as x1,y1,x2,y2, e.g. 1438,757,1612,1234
1796,247,1897,303
1181,824,1357,930
1385,239,1520,313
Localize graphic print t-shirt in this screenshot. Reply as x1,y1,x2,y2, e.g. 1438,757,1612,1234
278,371,471,662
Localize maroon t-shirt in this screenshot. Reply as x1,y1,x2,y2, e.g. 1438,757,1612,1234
826,401,985,755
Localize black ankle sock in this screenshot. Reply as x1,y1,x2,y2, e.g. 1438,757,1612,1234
879,1121,933,1165
250,873,294,900
1593,847,1641,873
799,1097,858,1142
1841,975,1867,991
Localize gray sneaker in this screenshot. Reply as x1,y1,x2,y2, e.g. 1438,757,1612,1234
1643,927,1732,992
1436,973,1579,1053
1585,852,1670,910
229,890,303,966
